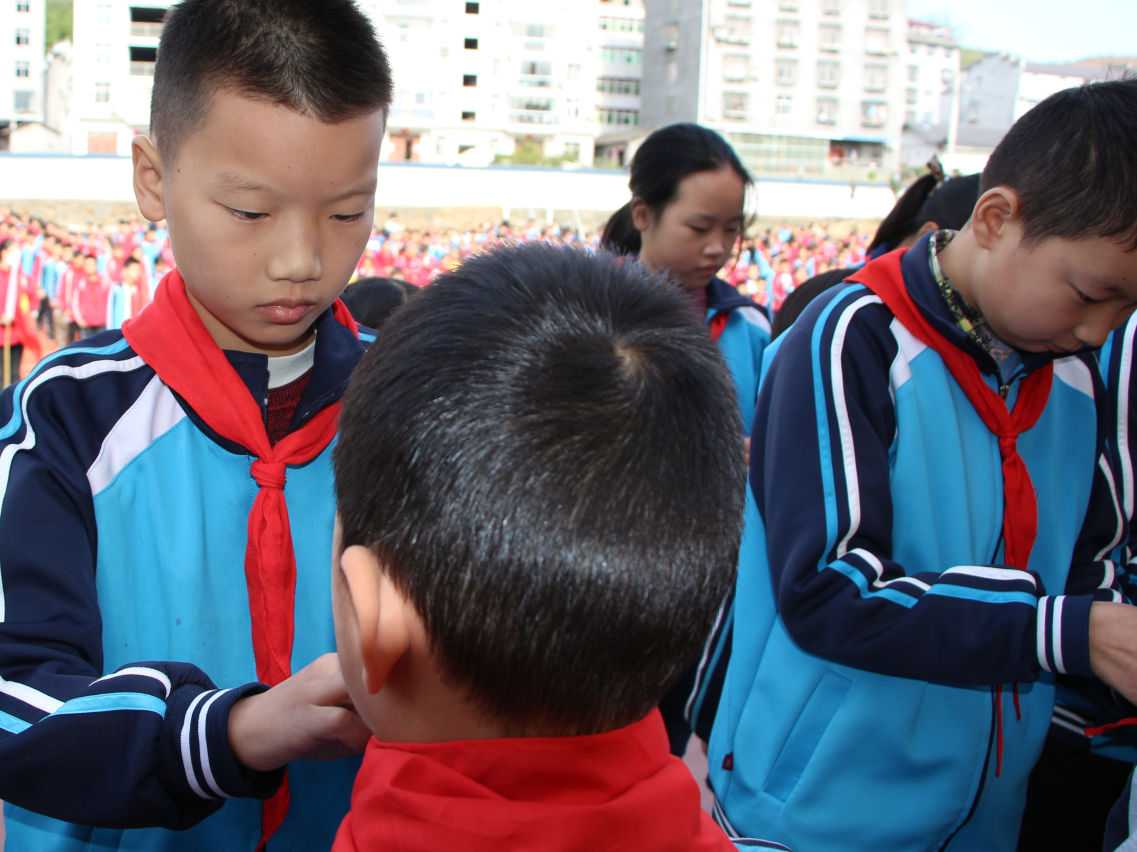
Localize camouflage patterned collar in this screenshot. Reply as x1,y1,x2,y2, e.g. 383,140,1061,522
927,230,1001,355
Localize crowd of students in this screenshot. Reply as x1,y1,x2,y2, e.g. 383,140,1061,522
2,3,1137,852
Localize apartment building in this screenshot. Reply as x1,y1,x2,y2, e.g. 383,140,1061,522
1,0,47,137
362,0,603,166
641,0,907,176
595,0,645,139
904,19,957,127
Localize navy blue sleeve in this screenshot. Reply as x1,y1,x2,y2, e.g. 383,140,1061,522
0,346,281,829
753,286,1108,685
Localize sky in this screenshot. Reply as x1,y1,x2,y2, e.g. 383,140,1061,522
903,0,1137,64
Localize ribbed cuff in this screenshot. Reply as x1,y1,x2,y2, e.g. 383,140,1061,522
1035,594,1094,677
163,682,283,803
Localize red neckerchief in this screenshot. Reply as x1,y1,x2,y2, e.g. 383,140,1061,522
332,710,735,852
848,250,1053,775
122,270,358,850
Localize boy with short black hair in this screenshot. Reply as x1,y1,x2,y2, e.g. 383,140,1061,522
0,1,391,850
330,243,766,851
709,78,1137,852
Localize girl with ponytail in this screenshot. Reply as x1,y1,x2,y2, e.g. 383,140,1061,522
603,124,772,757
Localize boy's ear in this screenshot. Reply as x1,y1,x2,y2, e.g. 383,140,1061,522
132,136,167,224
970,187,1019,250
339,545,414,695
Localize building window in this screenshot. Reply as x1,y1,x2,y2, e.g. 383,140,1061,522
601,47,642,66
14,60,29,77
723,55,749,82
725,16,750,38
862,100,887,126
461,110,475,121
525,23,547,37
724,92,748,119
905,87,917,104
823,0,840,13
599,17,643,33
942,68,955,85
775,59,798,85
816,97,838,123
16,0,30,10
775,94,793,115
865,28,890,54
465,1,479,12
566,98,580,117
867,0,889,18
908,64,919,82
818,24,841,50
776,20,799,48
944,46,953,58
130,6,164,37
817,60,840,87
95,3,112,25
511,96,557,124
778,0,798,9
463,74,477,87
597,77,641,95
864,63,887,92
564,141,581,160
130,46,157,75
96,43,111,63
568,63,581,79
598,108,639,125
664,22,679,49
95,82,111,103
436,136,447,155
13,90,32,111
905,109,916,124
520,60,552,85
464,37,478,49
15,29,29,45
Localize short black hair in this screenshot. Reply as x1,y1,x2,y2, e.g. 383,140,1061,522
335,243,746,735
339,277,415,329
601,124,752,255
982,77,1137,250
152,0,393,163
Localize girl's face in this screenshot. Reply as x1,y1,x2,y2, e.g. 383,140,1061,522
633,167,745,290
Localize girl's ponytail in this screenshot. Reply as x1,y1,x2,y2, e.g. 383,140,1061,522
600,201,641,255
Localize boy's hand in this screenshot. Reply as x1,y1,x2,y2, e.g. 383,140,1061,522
1089,602,1137,705
227,653,371,773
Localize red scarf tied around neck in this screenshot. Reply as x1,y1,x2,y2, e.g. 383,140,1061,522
123,270,358,850
848,250,1052,571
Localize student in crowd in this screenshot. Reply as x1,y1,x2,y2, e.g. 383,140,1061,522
330,242,782,852
708,79,1137,852
0,1,392,850
68,253,110,339
600,123,772,754
339,276,417,330
0,237,40,387
771,170,982,338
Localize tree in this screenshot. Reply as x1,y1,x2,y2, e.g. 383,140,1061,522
45,0,73,47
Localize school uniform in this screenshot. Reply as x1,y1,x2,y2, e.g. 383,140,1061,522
0,271,376,851
708,233,1125,851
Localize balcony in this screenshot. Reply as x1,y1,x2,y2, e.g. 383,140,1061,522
130,22,163,38
509,111,559,125
130,61,156,76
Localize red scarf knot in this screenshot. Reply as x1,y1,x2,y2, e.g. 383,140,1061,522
251,459,287,490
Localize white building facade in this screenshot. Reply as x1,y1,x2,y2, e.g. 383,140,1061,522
1,0,47,135
641,0,907,177
65,0,618,166
904,19,957,127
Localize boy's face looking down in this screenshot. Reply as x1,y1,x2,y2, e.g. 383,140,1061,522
943,187,1137,353
132,90,384,355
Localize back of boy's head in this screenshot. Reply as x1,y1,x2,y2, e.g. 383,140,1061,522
982,77,1137,249
335,243,746,736
151,0,393,164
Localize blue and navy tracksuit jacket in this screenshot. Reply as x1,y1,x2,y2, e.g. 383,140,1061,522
708,235,1126,852
658,277,771,753
0,307,374,851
